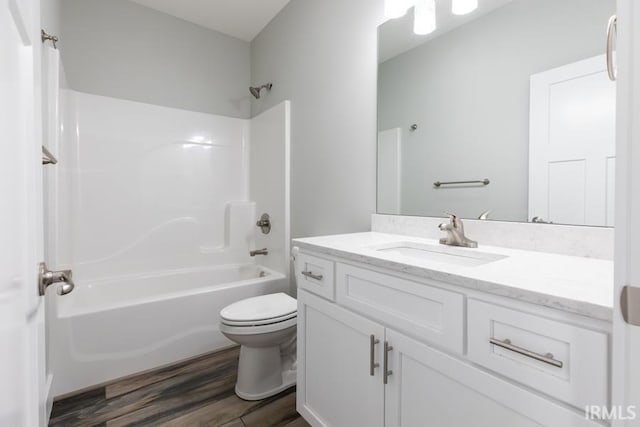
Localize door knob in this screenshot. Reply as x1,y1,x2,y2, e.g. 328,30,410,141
38,262,75,296
606,15,617,81
621,286,640,326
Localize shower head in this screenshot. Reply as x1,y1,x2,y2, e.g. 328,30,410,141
249,86,261,99
249,83,273,99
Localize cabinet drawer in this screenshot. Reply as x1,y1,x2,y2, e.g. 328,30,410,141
296,252,335,301
336,263,464,354
467,299,608,410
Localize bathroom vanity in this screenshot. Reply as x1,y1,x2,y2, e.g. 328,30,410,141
293,232,612,427
348,1,619,424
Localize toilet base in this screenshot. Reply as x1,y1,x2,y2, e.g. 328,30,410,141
236,369,296,401
235,344,296,401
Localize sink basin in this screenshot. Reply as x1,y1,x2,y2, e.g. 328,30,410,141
370,241,508,267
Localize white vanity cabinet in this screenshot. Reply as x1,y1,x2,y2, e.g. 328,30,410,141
384,329,597,427
296,250,609,427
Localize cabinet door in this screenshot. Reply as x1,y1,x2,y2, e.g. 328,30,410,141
297,290,384,427
385,330,600,427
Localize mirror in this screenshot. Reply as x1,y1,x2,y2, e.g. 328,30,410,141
377,0,616,226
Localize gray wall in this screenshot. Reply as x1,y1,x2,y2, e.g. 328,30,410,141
41,0,62,41
378,0,615,221
60,0,251,118
251,0,383,238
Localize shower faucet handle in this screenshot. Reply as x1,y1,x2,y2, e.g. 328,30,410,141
256,213,271,234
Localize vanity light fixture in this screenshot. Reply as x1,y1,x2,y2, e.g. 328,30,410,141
414,0,437,35
384,0,414,19
385,0,475,35
452,0,478,15
383,0,437,36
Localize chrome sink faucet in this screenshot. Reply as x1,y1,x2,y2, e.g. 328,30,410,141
438,213,478,248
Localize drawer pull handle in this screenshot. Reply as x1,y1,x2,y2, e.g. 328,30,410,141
383,341,393,384
301,271,323,281
370,335,380,376
489,338,563,368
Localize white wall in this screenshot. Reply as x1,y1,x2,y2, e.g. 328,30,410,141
60,91,254,281
250,101,291,277
378,0,615,221
250,0,384,238
60,0,251,118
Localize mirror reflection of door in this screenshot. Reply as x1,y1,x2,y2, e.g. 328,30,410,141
529,55,616,226
377,0,617,226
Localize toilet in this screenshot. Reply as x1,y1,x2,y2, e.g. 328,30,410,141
219,292,297,400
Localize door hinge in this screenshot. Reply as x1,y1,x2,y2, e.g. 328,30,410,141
621,286,640,326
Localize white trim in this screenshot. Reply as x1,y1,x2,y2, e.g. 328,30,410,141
612,0,640,425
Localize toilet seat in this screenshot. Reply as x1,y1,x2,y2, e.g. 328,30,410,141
221,311,297,327
220,316,297,336
220,293,297,327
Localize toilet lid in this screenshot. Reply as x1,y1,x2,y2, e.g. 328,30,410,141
220,293,297,323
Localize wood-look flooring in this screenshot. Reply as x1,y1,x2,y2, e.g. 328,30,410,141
48,346,309,427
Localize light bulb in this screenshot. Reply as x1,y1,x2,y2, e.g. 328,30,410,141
384,0,413,19
452,0,478,15
414,0,436,35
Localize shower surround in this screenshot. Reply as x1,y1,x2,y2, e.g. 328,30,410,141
62,92,253,278
47,90,290,396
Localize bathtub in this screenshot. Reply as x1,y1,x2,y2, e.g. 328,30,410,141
49,264,288,397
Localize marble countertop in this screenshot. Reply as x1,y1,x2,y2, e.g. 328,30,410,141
292,232,613,321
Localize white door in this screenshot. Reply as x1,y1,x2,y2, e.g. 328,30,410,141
297,290,384,427
613,1,640,426
0,0,47,426
377,128,402,214
529,55,616,226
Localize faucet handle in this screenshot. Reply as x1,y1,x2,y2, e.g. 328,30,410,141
478,210,491,220
444,212,461,228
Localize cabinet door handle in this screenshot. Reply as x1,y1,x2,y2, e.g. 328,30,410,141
301,271,323,281
370,335,380,376
383,341,393,384
606,14,617,81
489,338,563,368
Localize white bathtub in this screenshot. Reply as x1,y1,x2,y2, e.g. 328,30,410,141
49,264,288,397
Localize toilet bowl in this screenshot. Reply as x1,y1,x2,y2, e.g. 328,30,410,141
219,292,297,400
